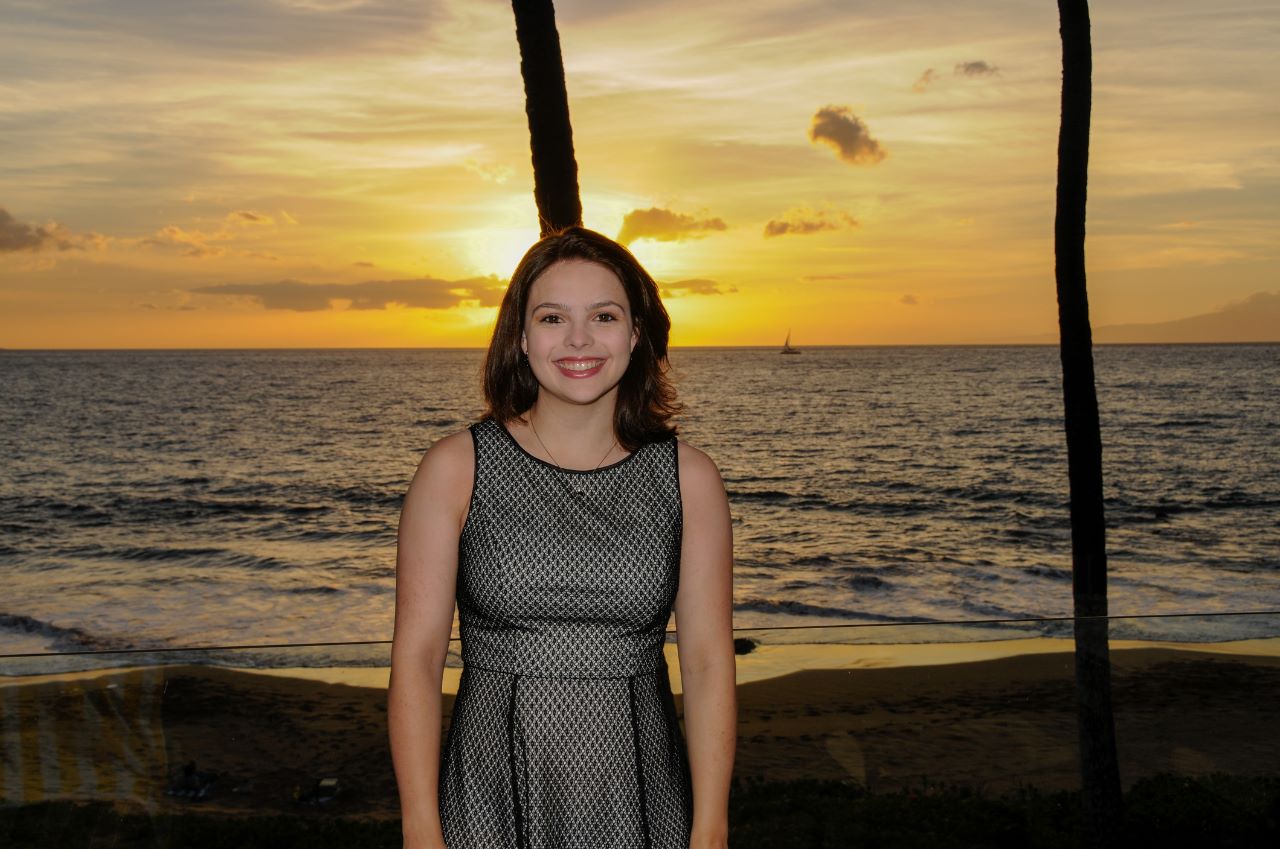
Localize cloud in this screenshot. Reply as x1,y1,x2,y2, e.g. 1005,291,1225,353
140,225,227,258
616,207,727,245
954,60,999,78
913,61,998,94
464,159,514,184
0,207,105,253
808,106,886,165
136,210,279,257
763,208,858,238
8,1,442,67
227,210,275,226
139,302,201,311
900,294,918,305
659,278,737,297
188,276,508,311
912,68,937,93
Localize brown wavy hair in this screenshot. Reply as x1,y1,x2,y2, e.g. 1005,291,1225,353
480,226,682,450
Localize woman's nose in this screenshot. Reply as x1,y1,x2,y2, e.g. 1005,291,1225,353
565,317,592,347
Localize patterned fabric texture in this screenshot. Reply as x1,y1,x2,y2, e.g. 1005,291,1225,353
439,417,694,849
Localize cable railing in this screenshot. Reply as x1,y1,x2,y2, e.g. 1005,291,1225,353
2,608,1276,660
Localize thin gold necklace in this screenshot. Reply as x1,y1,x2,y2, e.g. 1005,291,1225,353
527,416,619,498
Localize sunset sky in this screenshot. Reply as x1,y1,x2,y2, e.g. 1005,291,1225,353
2,0,1276,348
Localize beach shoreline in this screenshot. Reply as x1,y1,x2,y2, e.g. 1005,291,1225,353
4,634,1277,691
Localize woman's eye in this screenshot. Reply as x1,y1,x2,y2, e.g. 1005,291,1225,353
595,313,618,322
538,314,562,323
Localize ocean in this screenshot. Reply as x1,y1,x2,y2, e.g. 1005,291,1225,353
1,345,1277,670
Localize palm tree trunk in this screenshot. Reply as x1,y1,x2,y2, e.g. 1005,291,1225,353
510,0,582,235
1054,1,1123,845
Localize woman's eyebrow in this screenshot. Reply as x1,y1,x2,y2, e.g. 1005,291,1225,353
532,300,626,311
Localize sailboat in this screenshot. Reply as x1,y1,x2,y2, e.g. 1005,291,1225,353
780,328,801,354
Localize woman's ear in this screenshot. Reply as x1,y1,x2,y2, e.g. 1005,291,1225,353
520,331,527,355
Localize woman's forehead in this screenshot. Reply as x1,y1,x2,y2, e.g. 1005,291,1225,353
528,259,629,306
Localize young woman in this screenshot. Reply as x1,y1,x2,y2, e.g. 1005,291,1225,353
388,226,736,849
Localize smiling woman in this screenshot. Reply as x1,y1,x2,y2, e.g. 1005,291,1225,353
388,226,737,849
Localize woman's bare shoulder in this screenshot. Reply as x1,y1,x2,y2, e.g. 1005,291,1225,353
424,426,475,464
675,439,725,491
405,426,476,511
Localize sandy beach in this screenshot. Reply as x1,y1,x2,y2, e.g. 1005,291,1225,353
2,639,1277,819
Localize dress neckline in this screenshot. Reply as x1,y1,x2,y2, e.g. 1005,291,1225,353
494,417,640,475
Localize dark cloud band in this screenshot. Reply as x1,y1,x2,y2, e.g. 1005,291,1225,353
189,276,507,312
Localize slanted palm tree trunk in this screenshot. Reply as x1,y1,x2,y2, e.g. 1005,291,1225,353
511,0,582,235
1054,1,1123,845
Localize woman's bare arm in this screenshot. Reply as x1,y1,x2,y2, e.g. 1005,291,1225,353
672,442,737,849
389,428,474,849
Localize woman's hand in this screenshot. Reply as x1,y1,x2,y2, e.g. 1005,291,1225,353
389,428,474,849
689,824,730,849
674,442,736,849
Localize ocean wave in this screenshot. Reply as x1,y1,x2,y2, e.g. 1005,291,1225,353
839,574,891,591
733,596,902,622
0,612,123,653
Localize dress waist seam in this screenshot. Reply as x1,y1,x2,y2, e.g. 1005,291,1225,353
461,661,664,680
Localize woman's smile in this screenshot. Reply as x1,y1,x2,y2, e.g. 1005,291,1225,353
554,357,606,377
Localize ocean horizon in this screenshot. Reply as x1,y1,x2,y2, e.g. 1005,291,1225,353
3,341,1277,351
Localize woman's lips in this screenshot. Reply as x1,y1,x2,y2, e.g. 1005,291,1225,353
554,358,605,378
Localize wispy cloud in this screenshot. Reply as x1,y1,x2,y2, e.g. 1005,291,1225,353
912,68,937,93
808,106,886,165
659,278,737,297
616,207,727,245
227,210,276,226
188,276,508,311
8,0,442,70
463,159,514,184
763,208,858,238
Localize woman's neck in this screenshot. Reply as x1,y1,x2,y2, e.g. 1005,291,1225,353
517,397,621,469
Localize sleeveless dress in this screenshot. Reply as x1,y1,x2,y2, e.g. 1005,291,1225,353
438,417,695,849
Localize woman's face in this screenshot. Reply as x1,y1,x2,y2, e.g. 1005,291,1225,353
521,259,639,409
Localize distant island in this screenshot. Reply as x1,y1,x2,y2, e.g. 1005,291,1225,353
1020,291,1279,345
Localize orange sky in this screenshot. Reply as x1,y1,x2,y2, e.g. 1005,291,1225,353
2,0,1277,347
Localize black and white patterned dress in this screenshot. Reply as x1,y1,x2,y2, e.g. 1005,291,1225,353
438,417,694,849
